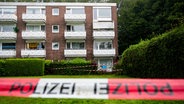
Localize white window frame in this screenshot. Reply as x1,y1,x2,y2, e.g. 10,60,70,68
26,24,45,32
0,42,16,50
0,24,16,32
52,8,59,15
66,7,84,14
93,7,112,21
94,40,113,50
52,42,59,50
95,58,113,71
52,25,59,33
66,41,85,50
0,6,17,15
26,6,45,14
66,23,85,32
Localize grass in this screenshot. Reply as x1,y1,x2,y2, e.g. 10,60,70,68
0,96,184,104
0,75,184,104
0,74,131,78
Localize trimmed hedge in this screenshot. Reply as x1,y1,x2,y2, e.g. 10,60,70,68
45,58,97,75
0,58,44,76
0,60,5,76
121,25,184,78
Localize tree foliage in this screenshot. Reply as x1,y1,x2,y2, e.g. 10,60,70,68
118,0,184,54
120,25,184,78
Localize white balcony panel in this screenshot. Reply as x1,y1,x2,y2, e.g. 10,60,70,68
64,14,86,22
64,31,86,39
64,50,86,57
21,50,46,57
93,22,114,29
0,32,17,40
93,49,115,57
22,14,46,23
0,14,17,22
93,31,115,39
0,50,16,58
22,31,46,39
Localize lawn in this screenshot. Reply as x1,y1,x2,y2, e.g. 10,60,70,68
0,75,184,104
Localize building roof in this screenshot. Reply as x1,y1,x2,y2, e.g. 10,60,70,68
0,2,116,7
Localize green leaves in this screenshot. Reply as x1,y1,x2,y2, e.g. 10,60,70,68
120,25,184,78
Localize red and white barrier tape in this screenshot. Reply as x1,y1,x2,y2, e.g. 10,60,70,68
0,78,184,100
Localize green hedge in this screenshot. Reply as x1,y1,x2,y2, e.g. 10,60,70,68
0,58,44,76
121,25,184,78
0,60,5,76
45,58,97,75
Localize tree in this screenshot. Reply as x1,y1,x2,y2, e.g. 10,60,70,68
118,0,184,54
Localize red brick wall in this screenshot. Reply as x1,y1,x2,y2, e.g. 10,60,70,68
112,6,118,61
46,6,65,60
85,6,93,61
16,6,26,58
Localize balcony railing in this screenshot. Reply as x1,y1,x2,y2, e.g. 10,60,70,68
22,14,46,23
0,50,16,58
22,31,46,39
93,49,115,57
21,50,46,57
93,22,114,29
64,49,86,57
0,32,17,40
93,31,115,39
64,14,86,22
64,31,86,39
0,14,17,22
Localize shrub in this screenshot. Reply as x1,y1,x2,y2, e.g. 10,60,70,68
0,60,6,76
45,58,97,75
3,58,44,76
120,25,184,78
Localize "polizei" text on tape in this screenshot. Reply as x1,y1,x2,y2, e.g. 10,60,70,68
0,78,184,100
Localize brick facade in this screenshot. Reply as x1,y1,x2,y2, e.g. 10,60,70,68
0,2,118,70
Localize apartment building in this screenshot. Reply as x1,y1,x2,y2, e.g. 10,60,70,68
0,2,118,71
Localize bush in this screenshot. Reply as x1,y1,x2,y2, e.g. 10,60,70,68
120,25,184,78
0,60,6,76
45,58,97,75
3,58,44,76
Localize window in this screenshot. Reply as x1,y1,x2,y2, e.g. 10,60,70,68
93,7,111,21
26,42,45,50
52,42,59,50
0,25,15,32
94,41,112,50
0,8,16,14
66,42,84,49
66,24,85,32
66,8,84,14
98,59,112,70
2,43,16,50
52,25,59,33
26,25,45,31
27,8,40,14
27,8,45,14
52,8,59,15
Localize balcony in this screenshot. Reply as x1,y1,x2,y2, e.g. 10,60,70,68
0,50,16,58
93,31,115,39
64,49,86,57
64,31,86,39
93,22,114,29
93,49,115,57
22,14,46,23
64,14,86,22
21,50,46,57
22,31,46,40
0,14,17,23
0,32,17,40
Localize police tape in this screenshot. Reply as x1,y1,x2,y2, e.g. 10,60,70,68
0,78,184,100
